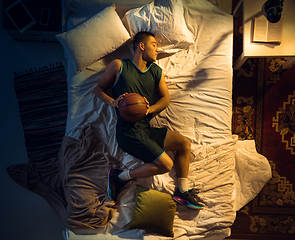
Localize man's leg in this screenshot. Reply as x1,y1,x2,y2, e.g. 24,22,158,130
162,130,202,209
162,130,191,179
108,150,173,202
109,130,202,208
125,130,191,179
128,152,173,178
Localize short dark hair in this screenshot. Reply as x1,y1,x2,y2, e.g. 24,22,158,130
133,31,155,52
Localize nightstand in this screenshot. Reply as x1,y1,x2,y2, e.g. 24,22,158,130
233,0,295,70
1,0,61,41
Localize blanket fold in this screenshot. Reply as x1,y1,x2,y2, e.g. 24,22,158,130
7,124,118,232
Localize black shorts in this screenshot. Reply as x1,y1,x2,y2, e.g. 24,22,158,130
116,124,168,163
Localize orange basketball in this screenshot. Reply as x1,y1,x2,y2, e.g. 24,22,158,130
118,93,147,122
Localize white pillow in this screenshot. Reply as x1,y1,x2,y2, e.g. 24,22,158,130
125,0,195,53
56,5,131,73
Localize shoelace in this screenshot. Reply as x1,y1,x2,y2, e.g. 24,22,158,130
183,191,197,203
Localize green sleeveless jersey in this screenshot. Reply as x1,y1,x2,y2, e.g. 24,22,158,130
112,59,163,125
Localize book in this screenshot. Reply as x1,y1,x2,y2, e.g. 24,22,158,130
253,17,283,43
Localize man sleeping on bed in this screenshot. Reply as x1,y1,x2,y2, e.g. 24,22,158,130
95,31,202,210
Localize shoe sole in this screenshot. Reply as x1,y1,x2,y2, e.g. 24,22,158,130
107,168,114,201
173,196,203,210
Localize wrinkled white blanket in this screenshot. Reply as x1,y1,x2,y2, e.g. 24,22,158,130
61,0,271,239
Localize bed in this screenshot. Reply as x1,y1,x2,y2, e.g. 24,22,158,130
9,0,272,239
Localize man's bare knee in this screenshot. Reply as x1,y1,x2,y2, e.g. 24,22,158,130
181,136,191,153
156,161,173,174
155,154,173,173
162,161,173,172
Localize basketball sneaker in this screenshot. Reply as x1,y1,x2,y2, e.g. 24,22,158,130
108,169,127,202
173,188,203,210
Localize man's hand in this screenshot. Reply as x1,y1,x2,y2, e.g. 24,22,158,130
143,97,152,115
111,93,128,108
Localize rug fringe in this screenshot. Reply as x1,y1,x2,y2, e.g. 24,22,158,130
14,62,64,77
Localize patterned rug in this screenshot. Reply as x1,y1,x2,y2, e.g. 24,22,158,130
229,58,295,239
14,63,67,162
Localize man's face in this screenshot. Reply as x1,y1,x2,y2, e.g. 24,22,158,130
142,36,159,62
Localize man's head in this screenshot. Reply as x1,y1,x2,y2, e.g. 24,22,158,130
133,31,159,62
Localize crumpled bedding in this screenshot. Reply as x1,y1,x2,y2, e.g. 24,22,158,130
61,3,270,240
58,124,118,231
62,0,271,238
6,124,270,239
7,124,118,232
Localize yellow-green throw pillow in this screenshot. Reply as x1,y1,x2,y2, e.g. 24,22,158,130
128,185,177,237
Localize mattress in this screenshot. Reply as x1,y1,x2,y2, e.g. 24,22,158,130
57,0,272,239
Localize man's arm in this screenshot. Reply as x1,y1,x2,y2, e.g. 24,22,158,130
147,73,170,114
95,59,126,108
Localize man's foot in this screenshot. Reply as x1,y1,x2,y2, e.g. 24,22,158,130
173,188,203,210
108,169,127,202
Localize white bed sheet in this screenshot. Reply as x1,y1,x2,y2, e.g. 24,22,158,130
60,0,272,239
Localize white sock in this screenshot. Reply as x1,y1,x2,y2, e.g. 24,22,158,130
118,170,132,181
177,178,189,192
